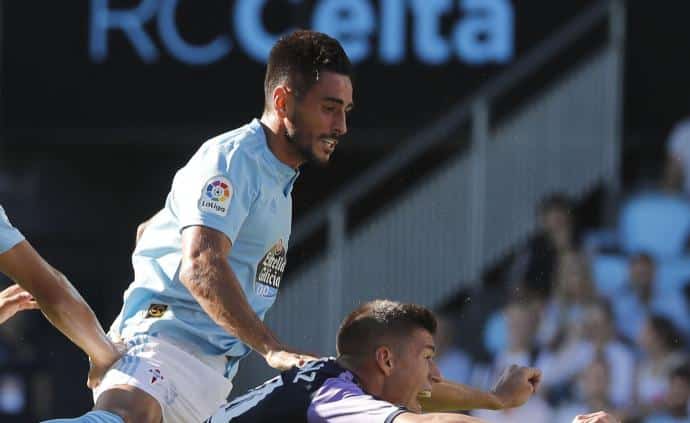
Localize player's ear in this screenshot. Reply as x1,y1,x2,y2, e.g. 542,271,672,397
375,346,394,376
273,85,290,119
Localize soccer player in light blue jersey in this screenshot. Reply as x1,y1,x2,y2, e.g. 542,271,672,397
45,30,354,423
0,204,121,388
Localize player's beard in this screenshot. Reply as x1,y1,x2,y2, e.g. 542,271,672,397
285,109,330,167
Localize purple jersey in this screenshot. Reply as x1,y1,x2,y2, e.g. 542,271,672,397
206,358,407,422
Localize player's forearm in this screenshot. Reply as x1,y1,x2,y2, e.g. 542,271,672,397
419,380,503,413
180,253,281,356
34,268,118,361
397,411,488,423
0,242,118,361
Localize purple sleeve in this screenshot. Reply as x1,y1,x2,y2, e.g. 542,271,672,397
307,375,407,423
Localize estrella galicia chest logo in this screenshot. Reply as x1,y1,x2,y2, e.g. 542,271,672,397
255,239,287,298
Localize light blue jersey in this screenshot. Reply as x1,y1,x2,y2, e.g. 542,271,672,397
110,119,298,378
0,205,25,254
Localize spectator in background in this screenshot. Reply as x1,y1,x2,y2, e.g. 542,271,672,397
665,117,690,196
635,315,688,417
476,298,554,422
580,300,635,407
435,312,474,386
509,193,577,298
554,355,621,423
537,251,597,350
492,299,541,373
612,254,688,343
537,299,635,408
645,363,690,423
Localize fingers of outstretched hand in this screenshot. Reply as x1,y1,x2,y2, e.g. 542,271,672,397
524,367,542,392
572,411,616,423
0,284,28,297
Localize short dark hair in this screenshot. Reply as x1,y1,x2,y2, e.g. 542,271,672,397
336,300,437,360
671,362,690,384
264,30,352,108
538,192,573,216
648,314,684,350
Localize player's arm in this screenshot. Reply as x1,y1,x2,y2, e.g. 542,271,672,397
179,225,313,370
394,411,488,422
420,365,541,412
0,241,120,387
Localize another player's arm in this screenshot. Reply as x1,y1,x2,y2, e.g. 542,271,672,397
419,381,503,412
0,241,120,387
179,225,312,370
394,412,488,422
419,365,541,412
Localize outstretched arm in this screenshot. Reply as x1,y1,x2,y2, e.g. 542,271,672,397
179,225,316,370
420,365,541,412
0,241,120,388
395,411,487,422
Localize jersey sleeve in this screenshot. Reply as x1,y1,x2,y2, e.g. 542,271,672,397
172,144,258,244
308,378,407,423
0,206,25,254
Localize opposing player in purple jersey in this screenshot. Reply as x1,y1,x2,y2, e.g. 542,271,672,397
207,300,541,423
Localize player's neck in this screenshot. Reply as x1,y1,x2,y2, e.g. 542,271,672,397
337,356,385,398
259,113,304,169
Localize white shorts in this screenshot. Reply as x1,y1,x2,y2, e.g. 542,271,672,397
93,335,233,423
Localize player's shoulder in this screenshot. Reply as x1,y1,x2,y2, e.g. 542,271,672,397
191,120,265,172
205,120,264,159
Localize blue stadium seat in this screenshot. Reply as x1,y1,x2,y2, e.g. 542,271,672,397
591,254,628,299
619,192,690,260
656,257,690,296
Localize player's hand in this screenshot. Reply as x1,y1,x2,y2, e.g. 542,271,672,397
0,284,38,324
571,411,619,423
87,341,126,389
265,347,319,371
490,364,541,409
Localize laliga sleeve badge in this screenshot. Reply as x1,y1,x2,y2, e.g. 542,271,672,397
198,176,233,217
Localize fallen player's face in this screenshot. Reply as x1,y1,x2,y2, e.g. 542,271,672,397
389,328,440,407
285,71,353,166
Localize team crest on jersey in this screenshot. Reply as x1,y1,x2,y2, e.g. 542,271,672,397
255,239,287,298
148,367,164,385
198,176,233,217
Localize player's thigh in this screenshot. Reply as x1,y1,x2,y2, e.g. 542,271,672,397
95,384,162,423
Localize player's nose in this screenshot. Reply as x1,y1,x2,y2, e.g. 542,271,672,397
333,110,347,137
429,360,442,383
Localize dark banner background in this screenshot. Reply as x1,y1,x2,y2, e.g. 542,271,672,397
2,0,593,144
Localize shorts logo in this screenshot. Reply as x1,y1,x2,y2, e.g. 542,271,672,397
146,303,168,318
148,367,164,385
254,239,287,298
198,176,232,217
